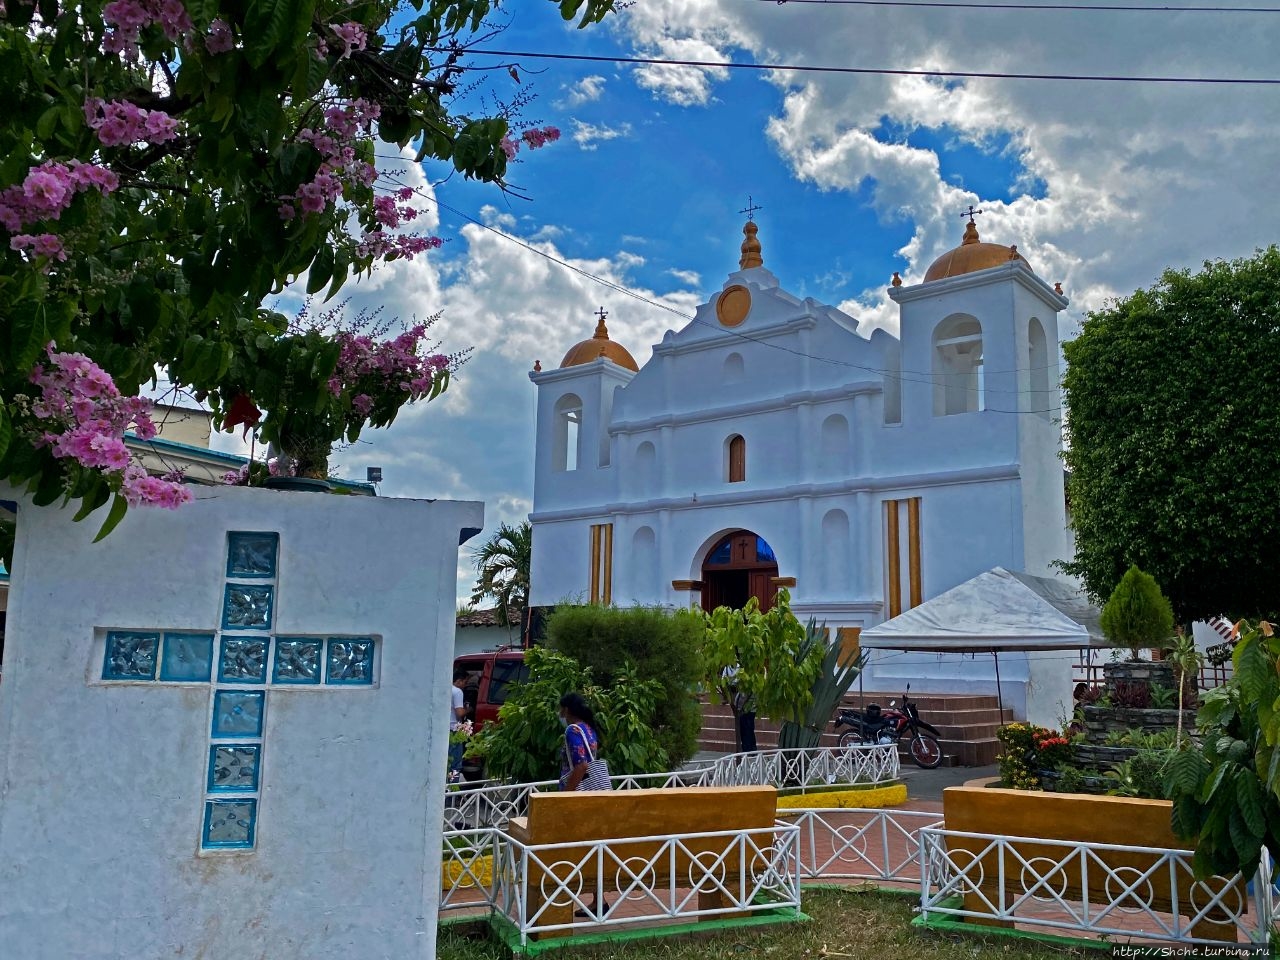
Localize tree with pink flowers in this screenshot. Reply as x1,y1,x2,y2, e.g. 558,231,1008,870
0,0,602,540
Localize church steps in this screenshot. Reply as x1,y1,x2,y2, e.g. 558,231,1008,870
696,692,1009,767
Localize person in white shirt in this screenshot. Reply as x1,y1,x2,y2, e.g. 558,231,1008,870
448,669,468,776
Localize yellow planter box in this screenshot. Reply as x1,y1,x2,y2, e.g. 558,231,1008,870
442,854,493,891
942,785,1244,942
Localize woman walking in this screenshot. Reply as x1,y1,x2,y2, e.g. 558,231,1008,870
557,691,610,919
557,692,606,792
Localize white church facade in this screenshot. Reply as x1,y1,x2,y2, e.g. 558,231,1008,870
528,215,1073,717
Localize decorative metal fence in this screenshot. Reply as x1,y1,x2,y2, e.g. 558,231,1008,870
442,744,899,831
920,826,1275,946
488,823,803,944
782,808,943,885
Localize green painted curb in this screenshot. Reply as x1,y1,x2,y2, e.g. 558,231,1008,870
481,905,809,956
911,899,1113,953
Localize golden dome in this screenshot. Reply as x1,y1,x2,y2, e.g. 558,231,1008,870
923,219,1031,282
560,310,639,372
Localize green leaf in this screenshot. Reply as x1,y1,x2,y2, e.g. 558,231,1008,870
0,401,10,464
72,481,111,522
92,494,129,543
1235,768,1267,837
306,245,335,295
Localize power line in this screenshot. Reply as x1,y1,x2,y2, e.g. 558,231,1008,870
458,48,1280,85
763,0,1280,12
372,168,1065,411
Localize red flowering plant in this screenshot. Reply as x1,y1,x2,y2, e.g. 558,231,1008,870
997,721,1077,790
220,303,470,479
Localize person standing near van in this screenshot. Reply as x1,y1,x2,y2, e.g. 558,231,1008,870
448,669,468,777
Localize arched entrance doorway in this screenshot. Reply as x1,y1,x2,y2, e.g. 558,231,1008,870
700,530,779,613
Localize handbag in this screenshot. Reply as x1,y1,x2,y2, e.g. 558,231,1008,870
571,724,613,792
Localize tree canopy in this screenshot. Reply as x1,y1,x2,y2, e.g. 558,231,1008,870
0,0,611,528
1061,247,1280,623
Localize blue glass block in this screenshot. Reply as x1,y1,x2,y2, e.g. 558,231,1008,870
160,633,214,682
202,799,257,849
102,631,159,680
212,690,265,738
325,638,375,685
226,532,279,579
218,636,268,684
222,584,274,631
208,744,260,792
273,638,322,684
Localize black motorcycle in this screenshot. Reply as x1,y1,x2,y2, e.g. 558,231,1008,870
834,685,944,769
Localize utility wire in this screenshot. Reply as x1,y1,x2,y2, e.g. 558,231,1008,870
457,48,1280,85
373,168,1066,410
763,0,1280,12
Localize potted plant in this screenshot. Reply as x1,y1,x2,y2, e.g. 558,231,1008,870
1099,565,1175,662
219,304,466,487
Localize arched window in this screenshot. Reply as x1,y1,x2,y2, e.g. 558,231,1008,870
635,441,656,492
932,315,984,416
727,434,746,483
819,414,851,474
1028,317,1050,420
553,394,582,472
723,352,745,384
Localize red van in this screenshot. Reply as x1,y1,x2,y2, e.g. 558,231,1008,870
452,648,529,731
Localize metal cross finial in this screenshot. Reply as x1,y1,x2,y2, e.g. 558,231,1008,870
740,196,763,221
595,306,608,323
960,204,985,222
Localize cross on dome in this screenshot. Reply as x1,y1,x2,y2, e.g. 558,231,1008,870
739,196,763,222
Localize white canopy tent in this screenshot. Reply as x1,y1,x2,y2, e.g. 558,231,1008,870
859,567,1108,723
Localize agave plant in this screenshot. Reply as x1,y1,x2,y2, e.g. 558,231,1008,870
777,620,868,750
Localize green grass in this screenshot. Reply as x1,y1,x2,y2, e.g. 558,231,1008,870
436,888,1096,959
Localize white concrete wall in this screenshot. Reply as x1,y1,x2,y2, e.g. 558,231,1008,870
0,485,481,960
455,623,519,656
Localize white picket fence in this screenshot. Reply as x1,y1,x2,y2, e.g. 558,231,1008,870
919,827,1277,946
442,744,899,832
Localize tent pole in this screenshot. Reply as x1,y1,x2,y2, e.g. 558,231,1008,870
992,650,1005,722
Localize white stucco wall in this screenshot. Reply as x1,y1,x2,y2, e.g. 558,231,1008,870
0,486,482,960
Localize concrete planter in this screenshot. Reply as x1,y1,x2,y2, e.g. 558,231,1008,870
943,785,1244,942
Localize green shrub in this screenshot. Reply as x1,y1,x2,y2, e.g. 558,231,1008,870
547,604,704,766
1099,565,1175,660
466,646,670,783
1105,749,1173,799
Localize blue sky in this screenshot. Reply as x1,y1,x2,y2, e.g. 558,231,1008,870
209,0,1280,602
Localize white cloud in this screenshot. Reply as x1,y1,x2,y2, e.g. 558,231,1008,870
612,0,1280,325
667,268,702,287
570,119,633,150
562,74,607,107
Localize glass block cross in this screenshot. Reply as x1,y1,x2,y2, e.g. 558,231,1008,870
97,531,377,851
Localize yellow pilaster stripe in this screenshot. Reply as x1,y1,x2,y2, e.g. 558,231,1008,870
908,497,922,609
886,500,901,618
602,523,613,606
589,524,601,604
